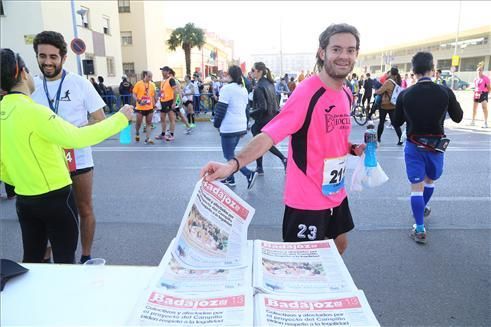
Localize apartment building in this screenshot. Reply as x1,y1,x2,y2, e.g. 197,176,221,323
118,0,233,81
0,0,124,85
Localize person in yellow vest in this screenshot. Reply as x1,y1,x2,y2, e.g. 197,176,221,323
132,70,157,144
156,66,178,141
0,48,133,263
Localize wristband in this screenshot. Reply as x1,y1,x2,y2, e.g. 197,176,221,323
230,157,240,174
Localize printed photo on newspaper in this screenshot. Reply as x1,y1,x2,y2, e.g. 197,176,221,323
255,290,380,327
148,239,253,293
127,289,254,326
253,240,357,294
171,179,255,269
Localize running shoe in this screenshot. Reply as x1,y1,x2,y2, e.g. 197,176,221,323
190,124,196,128
469,120,475,126
256,167,264,176
410,225,427,244
482,122,488,129
144,138,154,145
135,134,140,142
166,135,175,141
185,127,192,135
424,206,431,218
247,171,258,190
220,178,236,187
155,134,165,140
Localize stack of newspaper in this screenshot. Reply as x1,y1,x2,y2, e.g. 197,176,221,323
127,180,380,326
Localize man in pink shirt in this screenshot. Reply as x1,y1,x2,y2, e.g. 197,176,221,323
200,24,365,254
470,65,490,128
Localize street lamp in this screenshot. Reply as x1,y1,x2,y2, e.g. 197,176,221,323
451,0,462,90
70,0,83,75
76,8,88,28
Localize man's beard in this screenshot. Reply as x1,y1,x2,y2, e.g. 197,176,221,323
39,63,62,79
324,59,354,80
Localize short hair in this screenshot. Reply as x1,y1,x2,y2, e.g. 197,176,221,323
390,67,399,76
436,69,442,74
366,73,371,77
142,70,151,79
33,31,67,57
97,76,104,83
412,52,434,75
0,48,28,92
316,23,360,72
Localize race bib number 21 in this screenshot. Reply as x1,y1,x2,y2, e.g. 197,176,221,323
322,156,347,196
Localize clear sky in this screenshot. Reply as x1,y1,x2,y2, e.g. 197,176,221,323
164,1,490,62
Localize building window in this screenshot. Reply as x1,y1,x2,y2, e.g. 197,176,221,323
0,1,4,16
118,0,130,13
84,53,95,74
123,62,135,76
437,59,452,70
460,56,486,72
121,31,132,46
107,57,115,77
103,16,110,35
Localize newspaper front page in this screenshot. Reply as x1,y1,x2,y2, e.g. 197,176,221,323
172,180,254,269
148,239,253,293
253,240,357,294
255,290,380,327
128,289,254,326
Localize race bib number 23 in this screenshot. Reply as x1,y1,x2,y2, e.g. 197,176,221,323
322,156,347,196
64,149,76,172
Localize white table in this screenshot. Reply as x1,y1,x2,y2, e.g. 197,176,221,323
1,263,155,326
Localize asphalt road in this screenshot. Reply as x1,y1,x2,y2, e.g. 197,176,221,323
1,92,490,327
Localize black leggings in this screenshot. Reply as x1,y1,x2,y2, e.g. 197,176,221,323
377,109,402,143
251,121,286,169
16,186,79,264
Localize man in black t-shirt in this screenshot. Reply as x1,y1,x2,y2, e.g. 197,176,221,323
394,52,463,244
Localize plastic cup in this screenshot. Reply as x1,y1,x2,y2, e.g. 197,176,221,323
83,258,106,265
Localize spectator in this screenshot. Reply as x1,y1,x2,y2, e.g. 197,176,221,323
119,74,133,105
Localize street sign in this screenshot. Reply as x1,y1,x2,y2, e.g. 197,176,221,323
70,38,86,55
451,55,460,67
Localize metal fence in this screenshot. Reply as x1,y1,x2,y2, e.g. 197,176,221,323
101,93,216,115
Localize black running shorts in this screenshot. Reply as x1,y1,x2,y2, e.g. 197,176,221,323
160,100,174,113
135,109,153,116
282,197,354,242
474,92,488,103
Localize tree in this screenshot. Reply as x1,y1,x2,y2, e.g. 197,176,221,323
167,23,205,76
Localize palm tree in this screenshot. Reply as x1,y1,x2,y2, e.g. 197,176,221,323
167,23,205,76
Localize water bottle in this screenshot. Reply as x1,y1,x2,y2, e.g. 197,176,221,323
119,122,132,144
364,121,377,168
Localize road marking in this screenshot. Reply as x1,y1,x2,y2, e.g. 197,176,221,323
396,196,491,202
93,146,491,152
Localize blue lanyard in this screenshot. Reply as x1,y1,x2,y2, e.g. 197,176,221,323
43,70,67,113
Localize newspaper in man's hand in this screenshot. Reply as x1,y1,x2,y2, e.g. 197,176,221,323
171,180,255,269
253,240,357,294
